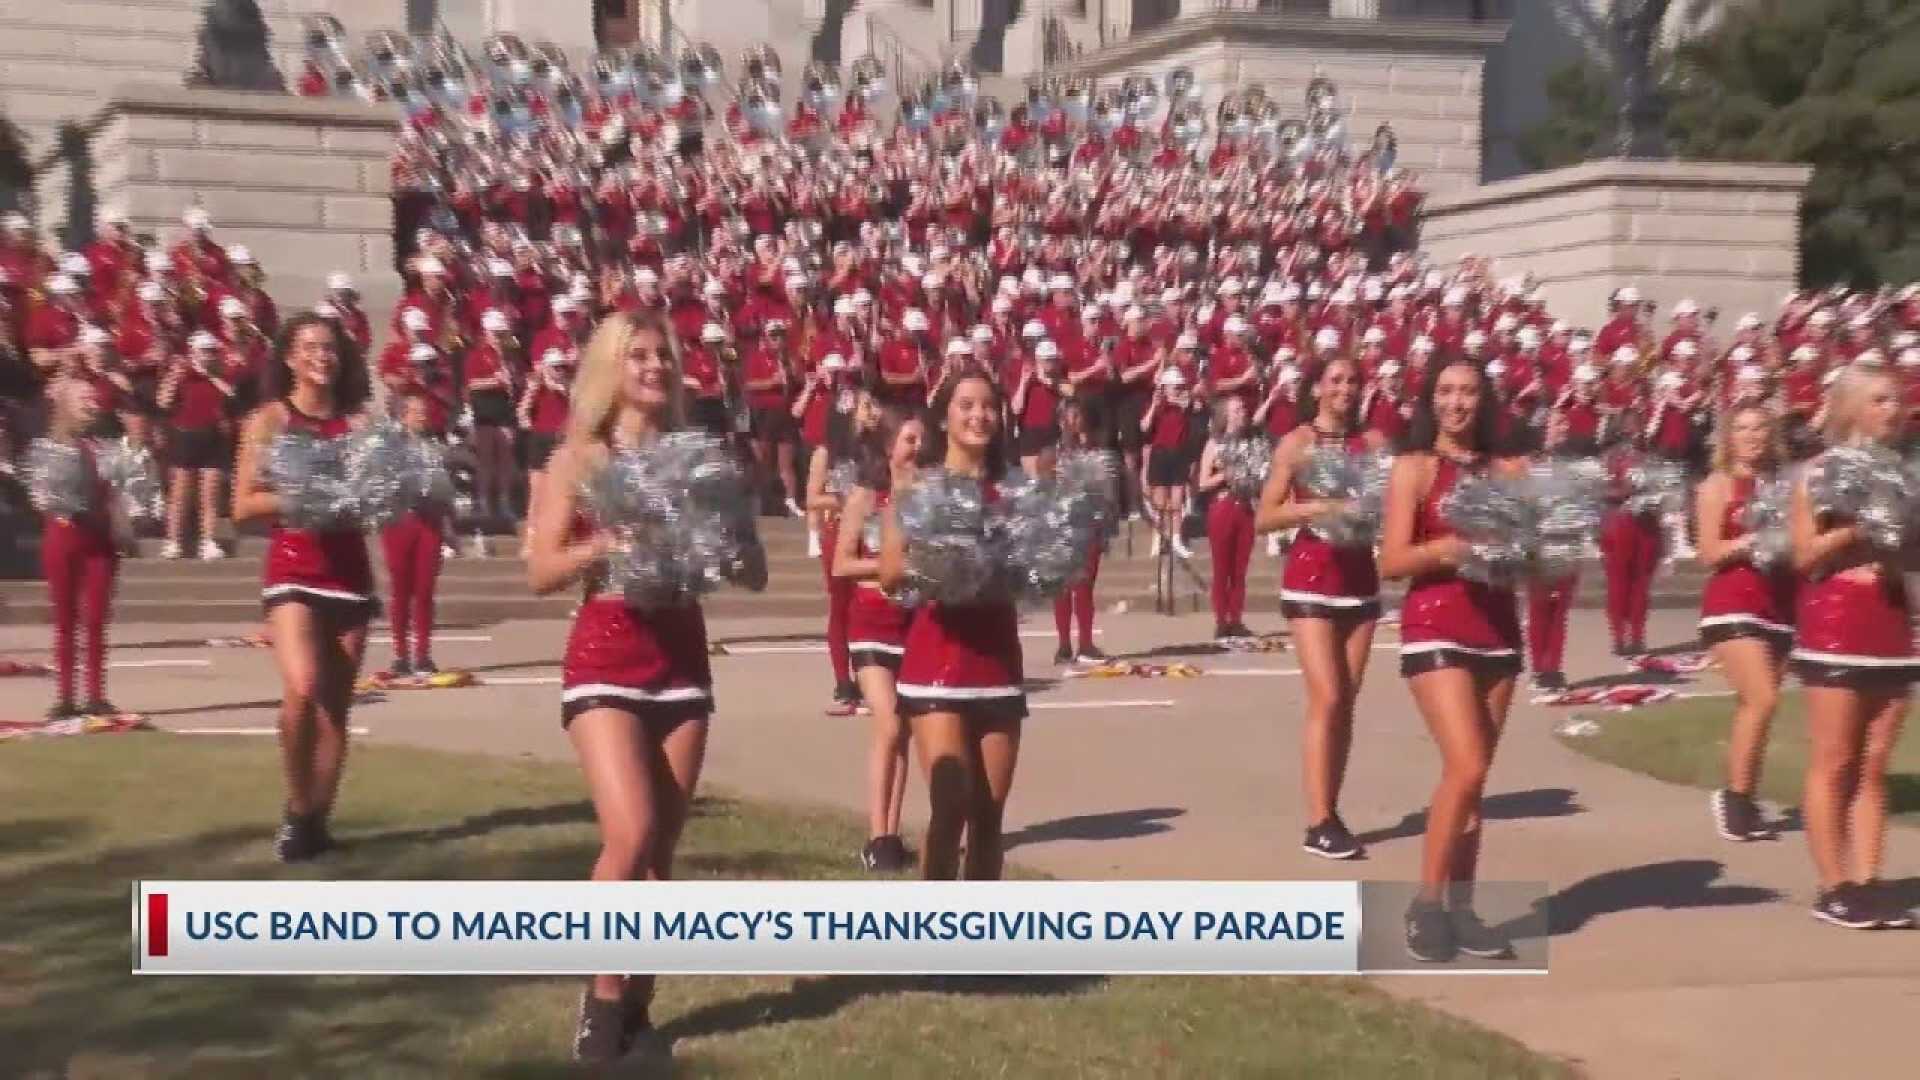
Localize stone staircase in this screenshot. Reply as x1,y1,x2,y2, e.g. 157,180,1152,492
0,511,1708,627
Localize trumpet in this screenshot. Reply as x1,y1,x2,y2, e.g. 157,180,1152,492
741,44,782,87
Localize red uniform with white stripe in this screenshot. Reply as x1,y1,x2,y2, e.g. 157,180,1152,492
559,515,713,718
897,483,1024,711
847,492,911,665
1698,475,1794,643
261,404,375,613
1280,428,1381,618
1398,457,1522,662
1790,452,1914,672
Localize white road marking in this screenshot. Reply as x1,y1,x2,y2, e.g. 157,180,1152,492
717,644,824,655
369,634,493,644
478,675,562,686
1031,699,1174,711
109,659,213,669
1207,668,1303,677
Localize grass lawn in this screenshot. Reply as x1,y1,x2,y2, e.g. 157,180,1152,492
0,737,1567,1078
1558,692,1920,827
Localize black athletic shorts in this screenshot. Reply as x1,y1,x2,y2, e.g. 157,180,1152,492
170,427,230,471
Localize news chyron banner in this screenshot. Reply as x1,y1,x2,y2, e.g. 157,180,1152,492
133,881,1550,975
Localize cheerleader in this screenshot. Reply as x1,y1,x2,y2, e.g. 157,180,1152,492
155,332,234,561
834,405,926,872
231,314,375,862
806,389,878,716
1695,405,1793,842
1379,356,1524,962
525,311,711,1063
1197,396,1258,640
1256,355,1387,860
1787,366,1916,929
378,391,447,677
1051,399,1110,663
32,378,122,718
879,372,1025,881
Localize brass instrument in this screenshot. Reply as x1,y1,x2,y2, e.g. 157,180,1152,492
679,42,724,89
741,44,782,87
849,56,887,101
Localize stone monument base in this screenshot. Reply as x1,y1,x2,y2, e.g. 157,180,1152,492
1420,157,1813,326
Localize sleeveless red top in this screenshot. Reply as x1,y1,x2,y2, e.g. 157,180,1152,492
1698,474,1794,635
262,403,374,604
847,489,911,654
1280,426,1381,610
1398,456,1521,655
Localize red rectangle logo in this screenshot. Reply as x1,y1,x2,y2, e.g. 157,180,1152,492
147,892,168,957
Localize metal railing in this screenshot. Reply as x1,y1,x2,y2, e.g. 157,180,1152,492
865,12,944,97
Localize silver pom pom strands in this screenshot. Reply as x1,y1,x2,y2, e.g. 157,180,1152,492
1441,462,1606,585
1297,447,1389,548
895,468,999,604
269,421,456,531
25,439,94,518
1741,474,1793,572
1621,458,1688,517
95,439,163,523
1807,444,1913,553
896,455,1117,605
826,459,862,498
1220,434,1274,503
579,432,767,611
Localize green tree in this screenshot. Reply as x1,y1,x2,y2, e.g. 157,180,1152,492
1519,0,1920,287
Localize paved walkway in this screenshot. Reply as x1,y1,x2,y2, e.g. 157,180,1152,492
4,606,1915,1079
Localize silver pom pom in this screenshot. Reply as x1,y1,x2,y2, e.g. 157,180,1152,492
895,468,1000,604
95,439,163,522
1003,451,1117,602
1622,459,1687,517
826,459,861,497
1441,473,1535,585
25,439,94,518
1741,475,1793,572
268,429,358,530
1298,447,1389,548
1809,445,1911,552
1527,459,1606,579
581,433,765,610
343,421,419,529
1220,435,1274,503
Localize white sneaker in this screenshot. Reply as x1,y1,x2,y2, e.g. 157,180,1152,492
807,529,822,559
198,540,224,561
1266,533,1281,558
441,543,457,560
159,540,183,560
1173,541,1194,560
785,497,805,518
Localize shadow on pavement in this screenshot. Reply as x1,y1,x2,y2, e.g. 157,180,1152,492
143,699,284,719
1514,858,1780,937
1116,642,1230,661
1003,807,1186,851
662,973,1104,1043
0,817,91,857
710,632,827,646
348,801,596,851
1355,787,1585,846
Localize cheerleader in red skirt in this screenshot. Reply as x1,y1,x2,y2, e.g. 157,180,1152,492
1257,355,1388,860
31,377,122,718
1694,405,1793,842
525,311,711,1064
1787,366,1916,930
834,405,927,872
232,314,374,862
1379,357,1525,962
879,371,1025,881
1051,398,1110,663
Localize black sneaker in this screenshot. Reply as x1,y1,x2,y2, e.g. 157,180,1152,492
1075,645,1110,664
1610,641,1628,658
1054,645,1074,665
273,812,322,863
45,701,77,722
1533,671,1567,692
1302,818,1364,860
861,834,910,873
1811,884,1880,930
1448,907,1515,959
1405,899,1456,962
1863,881,1916,929
571,988,628,1064
1228,622,1255,639
1711,789,1775,842
386,658,413,679
80,699,119,717
414,657,438,676
1214,623,1232,641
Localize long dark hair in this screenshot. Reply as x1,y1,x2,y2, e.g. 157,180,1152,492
859,403,922,492
1398,357,1507,455
263,312,369,413
920,370,1007,477
1298,351,1364,430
